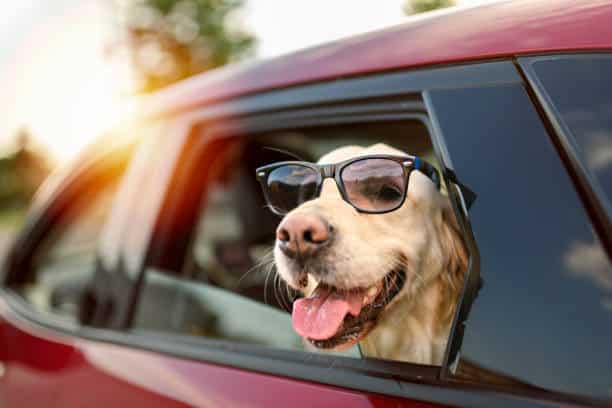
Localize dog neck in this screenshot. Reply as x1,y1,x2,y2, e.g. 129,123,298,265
359,273,456,365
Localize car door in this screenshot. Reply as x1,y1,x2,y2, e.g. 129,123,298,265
0,126,190,407
112,60,607,407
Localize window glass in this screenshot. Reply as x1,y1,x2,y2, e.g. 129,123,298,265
429,84,612,399
134,119,464,365
529,54,612,214
15,177,122,322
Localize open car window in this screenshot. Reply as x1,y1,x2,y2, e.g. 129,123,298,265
133,119,463,365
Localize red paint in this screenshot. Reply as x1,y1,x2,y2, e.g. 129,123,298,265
0,301,439,407
141,0,612,116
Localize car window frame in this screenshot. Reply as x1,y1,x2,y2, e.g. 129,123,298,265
141,107,440,367
129,60,529,402
518,53,612,255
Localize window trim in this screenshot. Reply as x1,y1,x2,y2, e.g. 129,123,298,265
423,90,483,377
517,53,612,256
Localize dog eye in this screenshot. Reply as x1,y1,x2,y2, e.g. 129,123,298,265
377,184,402,202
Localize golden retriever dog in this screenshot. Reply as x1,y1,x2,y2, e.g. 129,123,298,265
272,143,468,365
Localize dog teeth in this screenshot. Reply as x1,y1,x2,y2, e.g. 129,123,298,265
363,286,378,306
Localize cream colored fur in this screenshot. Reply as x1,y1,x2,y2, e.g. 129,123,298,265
274,143,467,365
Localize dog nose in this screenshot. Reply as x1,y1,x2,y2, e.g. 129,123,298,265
276,214,331,258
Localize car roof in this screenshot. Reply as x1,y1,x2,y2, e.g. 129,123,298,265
139,0,612,117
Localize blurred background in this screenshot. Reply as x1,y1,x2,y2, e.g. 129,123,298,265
0,0,497,258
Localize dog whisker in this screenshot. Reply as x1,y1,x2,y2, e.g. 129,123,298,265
285,279,295,308
277,273,292,312
263,260,277,306
238,248,275,287
261,204,278,212
273,273,283,310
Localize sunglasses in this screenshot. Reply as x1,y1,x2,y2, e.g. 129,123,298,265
255,154,442,215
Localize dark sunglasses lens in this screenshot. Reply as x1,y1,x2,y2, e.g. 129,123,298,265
266,165,318,213
341,159,406,212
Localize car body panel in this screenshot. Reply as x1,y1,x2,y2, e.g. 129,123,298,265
140,0,612,117
0,298,438,408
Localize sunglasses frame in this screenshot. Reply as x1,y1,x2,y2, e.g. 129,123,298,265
256,154,441,215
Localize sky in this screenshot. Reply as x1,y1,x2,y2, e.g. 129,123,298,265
0,0,499,162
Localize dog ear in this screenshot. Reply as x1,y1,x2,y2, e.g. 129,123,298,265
436,199,469,327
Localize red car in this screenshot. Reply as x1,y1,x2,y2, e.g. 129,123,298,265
1,0,611,406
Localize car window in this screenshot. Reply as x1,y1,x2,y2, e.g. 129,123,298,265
12,174,124,322
428,83,612,400
526,54,612,216
133,119,462,364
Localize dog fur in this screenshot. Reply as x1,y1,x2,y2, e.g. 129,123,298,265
274,143,468,365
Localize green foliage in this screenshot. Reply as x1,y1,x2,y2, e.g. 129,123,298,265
119,0,255,92
0,129,51,212
404,0,455,14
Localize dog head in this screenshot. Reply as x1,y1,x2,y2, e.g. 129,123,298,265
273,143,467,351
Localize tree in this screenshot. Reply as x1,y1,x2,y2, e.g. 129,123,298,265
114,0,255,92
0,128,52,210
404,0,455,15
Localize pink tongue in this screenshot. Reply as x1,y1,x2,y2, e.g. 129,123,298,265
292,286,364,340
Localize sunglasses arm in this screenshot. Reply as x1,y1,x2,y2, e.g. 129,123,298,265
414,157,477,210
414,157,441,190
444,168,477,210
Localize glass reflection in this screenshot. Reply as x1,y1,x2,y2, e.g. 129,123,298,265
531,55,612,215
430,84,612,400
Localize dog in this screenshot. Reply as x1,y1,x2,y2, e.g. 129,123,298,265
273,143,468,365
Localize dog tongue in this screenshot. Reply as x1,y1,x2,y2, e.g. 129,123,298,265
292,286,364,340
